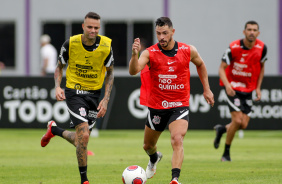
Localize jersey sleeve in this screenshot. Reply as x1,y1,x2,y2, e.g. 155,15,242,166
261,44,267,63
221,47,232,65
58,39,69,65
104,46,114,67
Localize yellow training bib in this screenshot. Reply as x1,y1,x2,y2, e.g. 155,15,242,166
66,34,111,90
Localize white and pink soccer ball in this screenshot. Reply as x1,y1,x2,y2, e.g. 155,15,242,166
122,165,147,184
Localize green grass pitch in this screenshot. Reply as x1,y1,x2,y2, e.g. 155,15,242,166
0,129,281,184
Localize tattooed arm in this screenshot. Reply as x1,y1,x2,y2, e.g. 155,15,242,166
97,65,114,118
54,61,66,101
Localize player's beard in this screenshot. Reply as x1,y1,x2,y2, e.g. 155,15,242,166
84,32,97,44
159,36,172,48
246,34,256,43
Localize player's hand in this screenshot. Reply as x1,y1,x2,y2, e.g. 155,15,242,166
225,85,235,97
55,87,65,101
97,98,109,118
254,88,261,101
132,38,141,55
203,89,215,107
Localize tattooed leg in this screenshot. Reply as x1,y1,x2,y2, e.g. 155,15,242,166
75,122,90,166
62,130,77,146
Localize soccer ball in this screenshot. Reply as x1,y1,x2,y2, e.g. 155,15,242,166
122,165,147,184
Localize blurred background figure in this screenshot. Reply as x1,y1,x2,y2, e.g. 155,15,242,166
40,34,57,77
0,61,5,75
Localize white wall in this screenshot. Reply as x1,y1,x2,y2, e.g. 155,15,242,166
0,0,279,76
171,0,278,76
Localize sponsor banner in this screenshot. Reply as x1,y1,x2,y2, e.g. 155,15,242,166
104,76,282,130
0,77,281,129
0,77,69,128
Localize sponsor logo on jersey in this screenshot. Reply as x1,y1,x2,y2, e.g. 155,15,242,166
150,48,160,52
254,44,262,49
71,39,80,43
234,62,248,70
88,110,97,119
74,84,91,91
100,43,109,47
152,115,161,124
231,69,252,77
231,81,246,88
75,69,98,78
159,83,184,90
168,61,176,65
179,45,189,50
76,90,94,95
231,43,240,48
76,64,93,69
158,74,177,79
162,100,182,108
158,74,184,90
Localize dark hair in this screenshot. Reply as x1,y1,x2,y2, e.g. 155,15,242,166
245,20,259,30
155,17,173,28
85,12,101,20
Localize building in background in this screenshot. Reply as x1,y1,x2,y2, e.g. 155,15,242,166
0,0,280,76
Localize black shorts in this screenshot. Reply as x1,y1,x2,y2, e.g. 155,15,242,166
65,88,101,129
146,106,189,132
225,89,253,116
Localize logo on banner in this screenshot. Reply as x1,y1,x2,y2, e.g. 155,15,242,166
128,88,148,119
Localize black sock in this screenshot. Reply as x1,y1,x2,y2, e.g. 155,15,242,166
79,166,88,184
220,126,227,134
149,152,158,164
171,168,181,181
223,144,231,156
51,126,65,137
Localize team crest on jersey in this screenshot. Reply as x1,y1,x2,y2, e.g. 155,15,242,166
152,115,161,124
234,98,240,107
79,107,87,117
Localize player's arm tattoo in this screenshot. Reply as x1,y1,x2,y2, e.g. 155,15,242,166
54,61,65,88
104,65,114,101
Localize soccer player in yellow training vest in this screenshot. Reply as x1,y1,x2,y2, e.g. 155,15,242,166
41,12,114,184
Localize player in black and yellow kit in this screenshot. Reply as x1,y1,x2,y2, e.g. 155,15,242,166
41,12,114,184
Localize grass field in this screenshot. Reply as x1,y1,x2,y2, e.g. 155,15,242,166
0,129,281,184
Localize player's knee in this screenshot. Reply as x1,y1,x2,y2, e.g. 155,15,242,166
240,123,248,130
143,143,154,151
233,117,243,127
80,132,90,143
171,134,183,147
